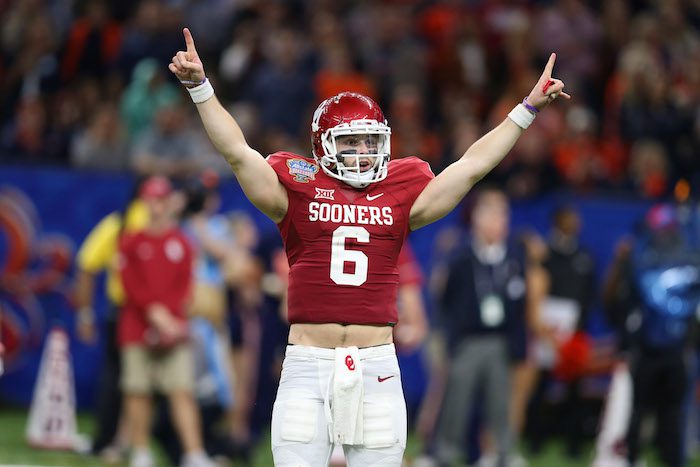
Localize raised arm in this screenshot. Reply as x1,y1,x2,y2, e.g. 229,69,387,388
409,53,570,230
169,28,288,223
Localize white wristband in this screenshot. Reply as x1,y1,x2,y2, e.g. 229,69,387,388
187,78,215,104
508,103,536,130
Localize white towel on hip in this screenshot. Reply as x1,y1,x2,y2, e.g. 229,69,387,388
331,346,364,445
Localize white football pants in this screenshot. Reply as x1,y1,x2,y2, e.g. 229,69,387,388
271,344,407,466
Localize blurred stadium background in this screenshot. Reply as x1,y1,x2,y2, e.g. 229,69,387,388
1,0,699,466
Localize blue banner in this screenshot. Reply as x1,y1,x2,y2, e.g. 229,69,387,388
0,166,655,409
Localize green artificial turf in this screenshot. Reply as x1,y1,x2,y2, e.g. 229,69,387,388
0,408,698,466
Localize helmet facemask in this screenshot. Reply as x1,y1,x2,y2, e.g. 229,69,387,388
317,119,391,188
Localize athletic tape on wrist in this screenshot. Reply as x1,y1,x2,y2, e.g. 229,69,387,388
508,103,536,130
187,78,214,104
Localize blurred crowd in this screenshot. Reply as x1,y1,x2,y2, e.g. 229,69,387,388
1,0,699,200
4,0,700,466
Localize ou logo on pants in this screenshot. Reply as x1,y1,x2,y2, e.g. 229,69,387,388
345,355,355,371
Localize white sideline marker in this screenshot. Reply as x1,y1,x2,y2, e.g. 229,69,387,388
592,361,633,467
25,328,89,452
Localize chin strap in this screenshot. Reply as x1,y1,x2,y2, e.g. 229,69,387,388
343,169,376,188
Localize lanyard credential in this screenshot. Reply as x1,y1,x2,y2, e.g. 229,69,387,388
472,253,510,327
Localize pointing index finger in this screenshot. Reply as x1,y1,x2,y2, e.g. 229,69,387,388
543,52,556,78
183,27,197,53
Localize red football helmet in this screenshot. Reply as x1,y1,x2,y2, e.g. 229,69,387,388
311,92,391,188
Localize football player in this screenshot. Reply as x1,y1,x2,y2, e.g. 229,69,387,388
170,27,569,467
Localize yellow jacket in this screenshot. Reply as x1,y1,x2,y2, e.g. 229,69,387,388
76,201,149,305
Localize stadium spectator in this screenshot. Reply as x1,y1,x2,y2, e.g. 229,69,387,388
130,99,211,177
241,223,284,456
492,126,562,200
314,41,376,102
388,83,443,166
118,175,214,467
624,139,673,199
432,187,528,467
181,173,233,327
414,225,467,450
154,206,262,465
120,58,179,139
172,0,237,57
616,21,693,177
73,176,149,461
242,27,314,140
71,103,129,171
552,105,627,192
169,26,568,465
534,0,603,103
527,205,597,459
362,3,428,105
60,0,122,82
1,10,60,124
603,203,700,467
153,173,252,465
217,13,263,103
510,231,551,443
181,174,238,457
1,96,49,163
115,0,182,78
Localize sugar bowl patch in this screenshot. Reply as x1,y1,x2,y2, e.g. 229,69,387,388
287,159,319,183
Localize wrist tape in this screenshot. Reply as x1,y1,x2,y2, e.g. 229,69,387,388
507,103,536,130
187,78,215,104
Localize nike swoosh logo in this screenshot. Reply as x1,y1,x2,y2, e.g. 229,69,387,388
377,375,395,383
366,193,384,201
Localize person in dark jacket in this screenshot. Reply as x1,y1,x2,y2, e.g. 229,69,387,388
434,187,527,467
527,204,597,458
603,203,700,467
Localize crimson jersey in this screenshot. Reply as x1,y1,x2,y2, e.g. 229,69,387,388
117,228,193,346
267,152,434,325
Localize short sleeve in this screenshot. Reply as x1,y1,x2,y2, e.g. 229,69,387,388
76,214,121,273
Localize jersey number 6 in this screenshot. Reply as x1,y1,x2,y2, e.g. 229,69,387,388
330,226,369,286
